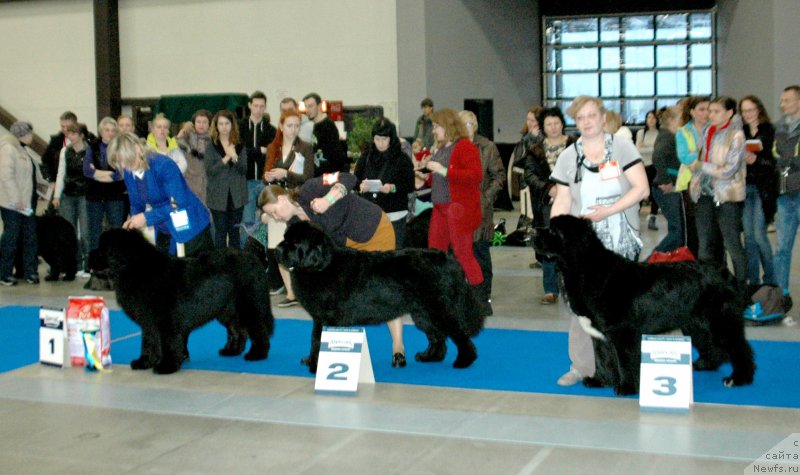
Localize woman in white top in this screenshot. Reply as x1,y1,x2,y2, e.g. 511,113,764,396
549,96,649,387
636,110,661,229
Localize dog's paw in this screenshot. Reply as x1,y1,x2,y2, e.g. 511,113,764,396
723,373,754,387
244,348,268,361
581,376,606,388
301,356,318,373
153,360,181,374
130,357,154,370
452,351,477,369
615,383,638,396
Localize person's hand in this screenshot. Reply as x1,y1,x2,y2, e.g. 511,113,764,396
52,198,60,209
581,205,613,222
310,197,332,214
359,182,369,193
123,213,147,229
658,183,674,193
224,144,238,163
745,152,757,165
426,161,446,175
266,168,287,181
14,202,26,210
380,183,393,194
547,185,557,198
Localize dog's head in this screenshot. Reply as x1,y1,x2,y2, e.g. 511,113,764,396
90,228,162,275
275,221,335,272
531,215,598,260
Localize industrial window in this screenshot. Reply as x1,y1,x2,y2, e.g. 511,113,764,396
543,11,715,125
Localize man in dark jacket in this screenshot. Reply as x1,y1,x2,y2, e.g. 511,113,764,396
239,91,276,246
41,111,77,183
302,92,348,176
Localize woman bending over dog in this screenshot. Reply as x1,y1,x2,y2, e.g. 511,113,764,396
258,172,407,368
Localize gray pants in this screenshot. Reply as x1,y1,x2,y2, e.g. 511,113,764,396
59,194,89,271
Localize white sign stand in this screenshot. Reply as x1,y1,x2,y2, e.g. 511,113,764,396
314,327,375,395
639,335,693,412
39,306,68,367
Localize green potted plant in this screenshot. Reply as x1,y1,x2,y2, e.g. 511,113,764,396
346,115,378,164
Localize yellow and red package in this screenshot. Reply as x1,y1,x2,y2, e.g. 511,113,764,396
66,296,111,369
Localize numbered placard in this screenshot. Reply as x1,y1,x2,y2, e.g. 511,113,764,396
314,327,374,395
39,307,68,367
639,335,693,412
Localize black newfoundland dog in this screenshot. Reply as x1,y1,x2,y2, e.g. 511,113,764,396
532,215,755,396
92,228,275,374
275,220,485,373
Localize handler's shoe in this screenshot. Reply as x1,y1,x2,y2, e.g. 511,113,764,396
277,298,299,308
269,286,286,296
557,369,582,386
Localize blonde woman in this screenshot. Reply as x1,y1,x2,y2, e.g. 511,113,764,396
550,96,648,386
107,132,213,256
147,113,187,174
84,117,127,254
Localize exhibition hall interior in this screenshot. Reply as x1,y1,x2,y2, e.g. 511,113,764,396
1,0,799,473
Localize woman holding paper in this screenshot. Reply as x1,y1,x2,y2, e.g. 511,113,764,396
740,95,777,285
263,110,315,308
107,132,213,257
354,118,414,248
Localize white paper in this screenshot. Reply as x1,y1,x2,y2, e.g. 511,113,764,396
362,179,382,193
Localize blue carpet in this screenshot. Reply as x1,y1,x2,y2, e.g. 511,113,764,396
3,305,797,408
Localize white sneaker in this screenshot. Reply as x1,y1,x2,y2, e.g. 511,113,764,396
76,271,91,279
557,369,582,386
269,286,286,296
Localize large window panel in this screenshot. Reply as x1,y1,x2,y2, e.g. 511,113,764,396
561,73,599,97
657,71,688,96
624,72,654,96
561,48,599,71
656,44,687,68
690,70,713,95
690,43,712,67
544,10,715,125
622,16,654,42
623,46,654,69
601,73,621,97
656,13,687,40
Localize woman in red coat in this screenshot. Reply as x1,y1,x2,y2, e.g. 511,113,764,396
422,109,486,310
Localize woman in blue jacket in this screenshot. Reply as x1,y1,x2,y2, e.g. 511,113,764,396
107,133,212,256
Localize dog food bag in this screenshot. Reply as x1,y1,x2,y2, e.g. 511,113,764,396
66,296,111,369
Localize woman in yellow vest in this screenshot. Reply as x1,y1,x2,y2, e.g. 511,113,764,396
675,96,711,258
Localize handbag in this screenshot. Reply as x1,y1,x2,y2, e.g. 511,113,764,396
780,167,800,194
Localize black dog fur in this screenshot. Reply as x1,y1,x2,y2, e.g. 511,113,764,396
275,220,485,373
91,228,275,374
532,215,755,396
17,213,79,281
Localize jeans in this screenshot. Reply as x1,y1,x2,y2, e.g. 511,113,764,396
86,199,127,253
774,193,800,292
59,194,89,271
743,185,775,285
0,208,38,279
695,196,746,282
652,187,684,253
240,180,265,249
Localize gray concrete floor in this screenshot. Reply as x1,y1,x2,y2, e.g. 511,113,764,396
1,207,798,474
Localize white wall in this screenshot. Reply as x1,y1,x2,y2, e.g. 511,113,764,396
0,0,97,137
118,0,399,124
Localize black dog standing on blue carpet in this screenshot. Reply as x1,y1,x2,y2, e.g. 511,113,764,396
276,221,486,373
532,215,756,396
91,228,275,374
